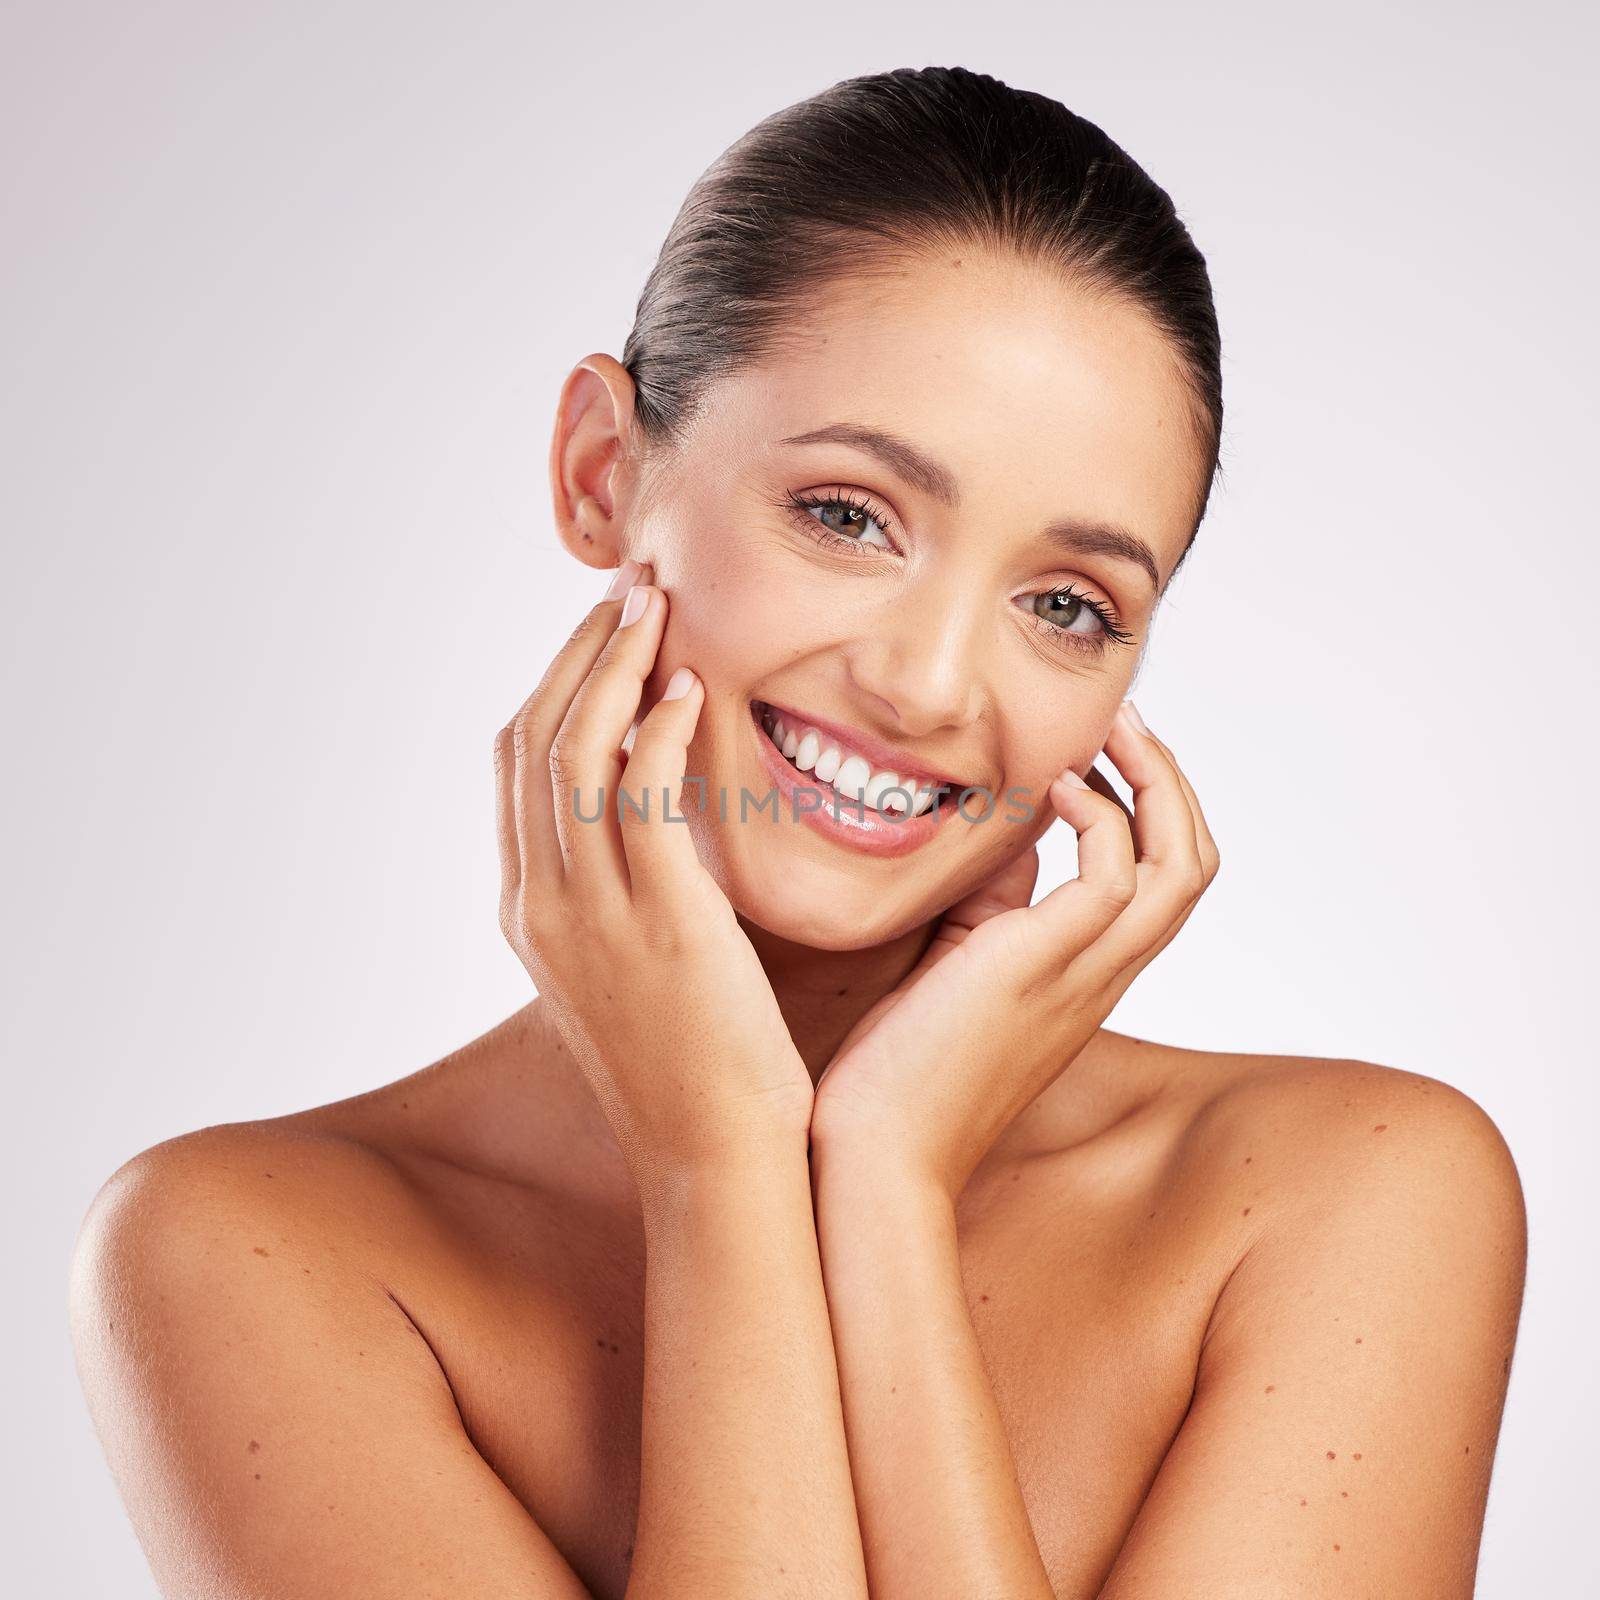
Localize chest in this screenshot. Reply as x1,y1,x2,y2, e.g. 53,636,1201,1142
401,1161,1222,1600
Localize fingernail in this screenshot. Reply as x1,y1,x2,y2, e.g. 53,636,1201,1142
662,665,697,700
1058,768,1089,790
1120,699,1150,736
604,559,641,601
619,584,650,627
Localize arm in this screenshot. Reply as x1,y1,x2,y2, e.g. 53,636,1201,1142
802,699,1215,1597
810,1134,1055,1599
632,1134,868,1599
801,701,1526,1593
497,559,865,1596
71,1129,867,1600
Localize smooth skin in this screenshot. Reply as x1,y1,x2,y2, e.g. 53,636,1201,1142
71,245,1526,1599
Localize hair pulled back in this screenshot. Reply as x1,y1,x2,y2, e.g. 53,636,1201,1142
621,66,1223,557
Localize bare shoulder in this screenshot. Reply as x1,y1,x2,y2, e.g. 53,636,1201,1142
68,1110,592,1598
71,1114,425,1304
1170,1044,1526,1244
68,1116,446,1453
70,1000,561,1301
1090,1042,1527,1596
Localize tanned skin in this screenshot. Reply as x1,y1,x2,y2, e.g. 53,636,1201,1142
72,248,1526,1599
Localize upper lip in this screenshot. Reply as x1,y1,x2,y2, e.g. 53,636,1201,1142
753,698,977,792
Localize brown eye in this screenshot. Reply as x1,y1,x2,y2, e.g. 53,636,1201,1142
1030,589,1105,636
1019,585,1136,657
784,488,898,555
806,497,893,549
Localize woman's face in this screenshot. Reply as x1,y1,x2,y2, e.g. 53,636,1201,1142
621,246,1206,951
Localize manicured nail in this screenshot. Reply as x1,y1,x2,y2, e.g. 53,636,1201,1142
1058,768,1089,790
619,584,650,627
662,665,697,700
604,559,641,601
1120,699,1150,736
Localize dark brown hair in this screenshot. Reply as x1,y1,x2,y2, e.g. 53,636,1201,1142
621,66,1223,572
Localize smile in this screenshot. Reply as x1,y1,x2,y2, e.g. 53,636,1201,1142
753,700,962,817
745,699,970,859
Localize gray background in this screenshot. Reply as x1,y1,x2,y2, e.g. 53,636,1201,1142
3,2,1594,1593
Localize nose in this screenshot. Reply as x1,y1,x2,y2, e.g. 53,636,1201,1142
844,575,987,737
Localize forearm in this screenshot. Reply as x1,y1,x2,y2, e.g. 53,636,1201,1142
627,1134,868,1600
811,1136,1055,1600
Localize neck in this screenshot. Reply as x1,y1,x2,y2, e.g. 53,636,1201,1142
736,911,940,1086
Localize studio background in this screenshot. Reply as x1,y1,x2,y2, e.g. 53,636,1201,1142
3,3,1593,1594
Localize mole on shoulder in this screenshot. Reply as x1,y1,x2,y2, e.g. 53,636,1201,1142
253,1247,269,1257
1373,1123,1388,1133
1326,1450,1336,1460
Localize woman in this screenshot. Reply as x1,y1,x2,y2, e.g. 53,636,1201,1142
71,66,1525,1599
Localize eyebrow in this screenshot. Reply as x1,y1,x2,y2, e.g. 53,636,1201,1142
779,421,1164,592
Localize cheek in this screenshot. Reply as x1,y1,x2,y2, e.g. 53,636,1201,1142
995,683,1120,792
654,538,838,693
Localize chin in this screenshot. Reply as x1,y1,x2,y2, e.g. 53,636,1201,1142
696,829,934,951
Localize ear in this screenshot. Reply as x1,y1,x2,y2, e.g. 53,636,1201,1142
548,353,645,572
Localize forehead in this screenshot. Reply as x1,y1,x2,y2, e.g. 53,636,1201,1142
687,246,1205,577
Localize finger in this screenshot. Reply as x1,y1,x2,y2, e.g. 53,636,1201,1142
551,581,670,888
507,559,644,888
617,664,716,915
921,844,1043,968
1087,715,1219,983
1020,774,1138,975
1143,727,1221,886
493,721,521,912
1102,703,1199,865
1095,703,1205,942
1084,761,1133,828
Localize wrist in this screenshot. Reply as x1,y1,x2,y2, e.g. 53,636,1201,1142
809,1121,959,1212
632,1122,812,1226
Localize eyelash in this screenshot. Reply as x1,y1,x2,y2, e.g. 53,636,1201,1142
779,488,1137,657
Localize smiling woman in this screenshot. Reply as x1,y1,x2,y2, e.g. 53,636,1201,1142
71,64,1524,1600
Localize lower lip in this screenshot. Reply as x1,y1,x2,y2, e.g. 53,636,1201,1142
746,702,957,859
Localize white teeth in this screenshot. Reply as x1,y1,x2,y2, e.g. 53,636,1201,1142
757,703,949,817
833,754,871,803
864,768,915,812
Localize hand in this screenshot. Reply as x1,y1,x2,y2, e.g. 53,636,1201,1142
809,701,1220,1199
495,561,814,1190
